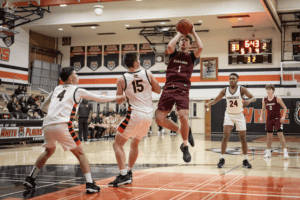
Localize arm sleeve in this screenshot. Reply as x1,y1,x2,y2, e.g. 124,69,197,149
76,88,117,103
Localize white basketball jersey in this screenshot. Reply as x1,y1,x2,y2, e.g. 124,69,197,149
225,86,244,114
123,70,153,113
43,84,80,127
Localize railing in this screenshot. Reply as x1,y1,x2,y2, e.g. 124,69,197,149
12,75,32,95
38,88,50,95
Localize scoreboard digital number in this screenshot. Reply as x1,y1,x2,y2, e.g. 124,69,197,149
228,39,272,65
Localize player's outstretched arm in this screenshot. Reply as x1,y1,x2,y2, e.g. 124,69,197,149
241,87,256,106
147,70,161,94
167,32,184,54
205,88,226,107
116,76,125,105
277,96,287,123
191,26,203,58
76,89,126,104
260,98,265,123
40,93,52,113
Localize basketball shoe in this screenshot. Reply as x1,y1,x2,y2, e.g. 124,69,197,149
180,143,191,162
217,158,225,168
23,176,36,188
108,173,132,187
242,159,252,168
263,150,271,158
86,181,100,194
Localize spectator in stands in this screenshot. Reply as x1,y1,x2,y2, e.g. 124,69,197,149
27,109,35,119
107,108,115,117
88,112,98,139
27,94,36,106
102,106,108,117
34,103,44,118
119,104,127,115
12,105,22,119
7,97,18,113
0,92,10,104
39,95,45,103
0,106,2,113
33,111,41,120
14,85,23,98
22,86,27,96
95,112,107,138
19,96,29,113
111,113,122,136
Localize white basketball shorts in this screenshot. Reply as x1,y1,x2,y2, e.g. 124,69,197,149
223,112,246,131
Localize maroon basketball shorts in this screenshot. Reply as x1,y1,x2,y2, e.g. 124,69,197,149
157,87,189,111
266,118,282,132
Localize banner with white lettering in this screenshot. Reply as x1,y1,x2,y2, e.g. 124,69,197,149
70,46,86,71
121,44,137,69
87,45,102,71
104,45,119,71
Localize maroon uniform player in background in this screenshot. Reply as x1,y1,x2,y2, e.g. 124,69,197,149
260,84,289,159
156,23,203,163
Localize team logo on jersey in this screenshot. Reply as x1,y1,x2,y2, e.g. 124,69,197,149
90,61,98,71
74,62,81,71
134,74,139,79
294,101,300,125
18,127,25,137
107,61,116,70
3,36,14,47
143,60,151,69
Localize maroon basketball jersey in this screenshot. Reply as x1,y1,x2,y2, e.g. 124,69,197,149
164,50,196,91
264,96,281,121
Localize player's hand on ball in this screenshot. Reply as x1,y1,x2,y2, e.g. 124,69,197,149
259,117,263,123
280,117,285,123
117,95,126,103
243,100,250,107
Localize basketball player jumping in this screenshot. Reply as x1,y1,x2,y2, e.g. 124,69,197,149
23,66,126,194
205,73,256,168
259,84,289,159
155,24,203,163
108,52,161,187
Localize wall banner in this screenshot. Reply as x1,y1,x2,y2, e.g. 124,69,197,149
87,45,102,71
104,45,119,71
139,43,155,69
70,46,85,71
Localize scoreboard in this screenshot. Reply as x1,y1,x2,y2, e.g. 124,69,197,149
228,39,272,64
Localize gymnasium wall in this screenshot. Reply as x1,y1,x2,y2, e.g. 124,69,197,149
0,27,30,85
57,26,298,99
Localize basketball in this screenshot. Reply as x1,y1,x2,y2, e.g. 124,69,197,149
176,19,193,35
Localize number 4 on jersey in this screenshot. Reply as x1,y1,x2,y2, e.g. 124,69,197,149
57,90,66,101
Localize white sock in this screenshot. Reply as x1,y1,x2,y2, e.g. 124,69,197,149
177,126,181,133
84,173,93,183
244,155,248,160
220,154,225,159
283,148,288,153
183,140,188,146
29,166,40,179
127,167,132,172
120,169,127,176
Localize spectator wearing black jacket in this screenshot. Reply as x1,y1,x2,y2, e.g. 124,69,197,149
7,97,18,113
22,86,27,96
27,94,36,106
12,105,22,119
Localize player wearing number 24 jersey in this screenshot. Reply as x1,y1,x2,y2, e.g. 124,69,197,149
206,73,256,169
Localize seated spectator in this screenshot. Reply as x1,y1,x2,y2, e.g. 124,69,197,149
12,105,22,119
95,112,107,138
27,94,36,106
22,86,27,96
107,108,115,117
34,103,44,118
39,95,45,103
27,109,36,119
111,113,122,136
19,96,30,113
88,112,98,139
14,85,22,97
102,107,108,117
33,111,41,119
7,97,18,113
119,104,127,115
0,108,12,119
0,92,11,104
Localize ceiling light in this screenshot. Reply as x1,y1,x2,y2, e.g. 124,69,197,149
91,26,96,29
198,20,203,23
59,28,63,31
125,25,130,27
60,4,67,7
161,22,165,24
94,5,104,16
238,18,242,20
136,0,142,1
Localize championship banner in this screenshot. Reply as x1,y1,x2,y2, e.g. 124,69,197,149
87,45,102,71
70,46,85,71
121,44,137,68
189,41,200,66
104,45,119,71
211,98,300,134
139,43,155,69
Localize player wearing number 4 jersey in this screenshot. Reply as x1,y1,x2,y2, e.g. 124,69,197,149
156,24,203,163
23,66,126,194
108,52,161,187
206,73,256,169
260,84,289,159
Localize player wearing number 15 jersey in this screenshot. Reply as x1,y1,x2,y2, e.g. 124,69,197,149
206,73,256,169
23,66,126,194
109,52,161,187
